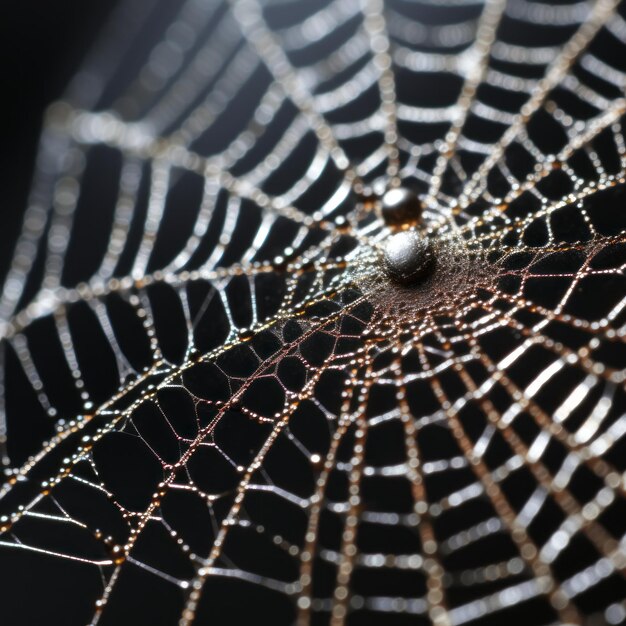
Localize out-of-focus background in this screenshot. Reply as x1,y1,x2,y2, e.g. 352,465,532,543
0,2,118,269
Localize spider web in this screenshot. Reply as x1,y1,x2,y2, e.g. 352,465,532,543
0,0,625,624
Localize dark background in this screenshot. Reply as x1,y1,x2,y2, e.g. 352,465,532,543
0,3,625,625
0,6,119,624
0,1,118,275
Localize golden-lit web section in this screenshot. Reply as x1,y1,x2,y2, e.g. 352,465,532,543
1,0,626,625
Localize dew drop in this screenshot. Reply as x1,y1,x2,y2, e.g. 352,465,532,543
381,230,435,286
381,187,423,227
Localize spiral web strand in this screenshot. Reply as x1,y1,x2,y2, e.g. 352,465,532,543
0,1,625,624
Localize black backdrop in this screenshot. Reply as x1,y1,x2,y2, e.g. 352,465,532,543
0,3,625,626
0,2,119,275
0,5,118,624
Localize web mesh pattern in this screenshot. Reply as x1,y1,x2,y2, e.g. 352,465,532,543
1,1,626,625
